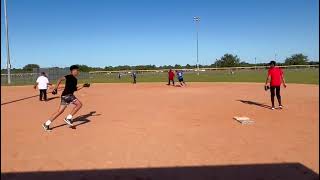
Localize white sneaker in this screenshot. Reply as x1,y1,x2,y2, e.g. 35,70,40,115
279,105,283,109
271,107,275,110
64,118,73,126
42,123,51,132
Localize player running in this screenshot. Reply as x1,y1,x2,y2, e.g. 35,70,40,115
176,70,186,86
265,61,287,110
42,65,83,131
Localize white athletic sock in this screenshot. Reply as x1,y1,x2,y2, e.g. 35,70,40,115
66,114,72,120
45,120,51,126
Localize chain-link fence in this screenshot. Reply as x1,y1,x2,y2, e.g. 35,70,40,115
1,67,90,86
1,65,318,85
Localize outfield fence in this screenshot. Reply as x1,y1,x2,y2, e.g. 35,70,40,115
88,65,319,74
1,67,90,86
1,65,318,86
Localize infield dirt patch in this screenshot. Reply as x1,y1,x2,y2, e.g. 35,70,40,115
1,83,318,179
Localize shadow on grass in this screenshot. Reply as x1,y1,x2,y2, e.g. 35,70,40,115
1,163,318,180
237,100,272,109
51,111,101,130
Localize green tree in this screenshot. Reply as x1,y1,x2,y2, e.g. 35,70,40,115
214,54,241,67
161,65,173,69
77,64,91,72
284,54,309,65
104,66,114,71
23,64,40,71
309,61,319,65
239,61,251,67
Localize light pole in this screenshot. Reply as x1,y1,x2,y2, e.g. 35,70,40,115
4,0,12,84
193,16,200,75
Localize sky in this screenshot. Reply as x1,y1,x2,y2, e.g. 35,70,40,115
1,0,319,68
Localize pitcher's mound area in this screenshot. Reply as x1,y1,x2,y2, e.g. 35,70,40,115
1,83,319,179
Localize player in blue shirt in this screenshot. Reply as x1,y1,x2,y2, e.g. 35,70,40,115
176,70,186,86
132,72,137,84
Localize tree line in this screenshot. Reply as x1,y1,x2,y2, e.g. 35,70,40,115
1,53,318,73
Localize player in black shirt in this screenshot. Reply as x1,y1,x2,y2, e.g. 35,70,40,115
42,65,83,131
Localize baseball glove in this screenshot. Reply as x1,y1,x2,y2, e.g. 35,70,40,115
83,83,90,87
264,85,270,91
52,88,58,95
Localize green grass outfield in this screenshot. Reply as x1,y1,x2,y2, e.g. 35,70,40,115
1,68,319,86
87,68,319,85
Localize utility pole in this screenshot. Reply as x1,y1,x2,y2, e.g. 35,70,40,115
4,0,12,84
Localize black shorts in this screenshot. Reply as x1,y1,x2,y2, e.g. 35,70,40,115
178,78,184,82
61,94,77,105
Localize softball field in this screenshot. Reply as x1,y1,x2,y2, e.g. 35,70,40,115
1,83,319,180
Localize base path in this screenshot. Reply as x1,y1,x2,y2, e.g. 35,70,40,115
1,83,319,179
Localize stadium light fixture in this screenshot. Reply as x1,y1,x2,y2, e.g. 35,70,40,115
193,16,200,75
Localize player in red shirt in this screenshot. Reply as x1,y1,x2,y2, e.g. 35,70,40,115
265,61,287,110
167,69,175,86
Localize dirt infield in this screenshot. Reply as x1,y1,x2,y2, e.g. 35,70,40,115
1,83,319,179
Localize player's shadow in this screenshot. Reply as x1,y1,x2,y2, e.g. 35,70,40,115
51,111,101,130
1,87,64,106
237,100,272,109
1,95,39,105
45,96,59,102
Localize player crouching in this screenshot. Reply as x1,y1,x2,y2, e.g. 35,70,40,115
42,65,83,131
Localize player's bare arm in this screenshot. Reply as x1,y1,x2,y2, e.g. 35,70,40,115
265,75,270,86
34,82,38,89
281,74,287,88
55,76,66,90
51,76,66,95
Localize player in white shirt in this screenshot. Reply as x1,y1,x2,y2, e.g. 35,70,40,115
34,72,51,101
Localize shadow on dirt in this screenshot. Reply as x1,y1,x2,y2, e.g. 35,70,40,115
237,100,272,109
1,87,64,106
1,163,318,180
1,94,40,106
45,96,60,102
51,111,101,130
